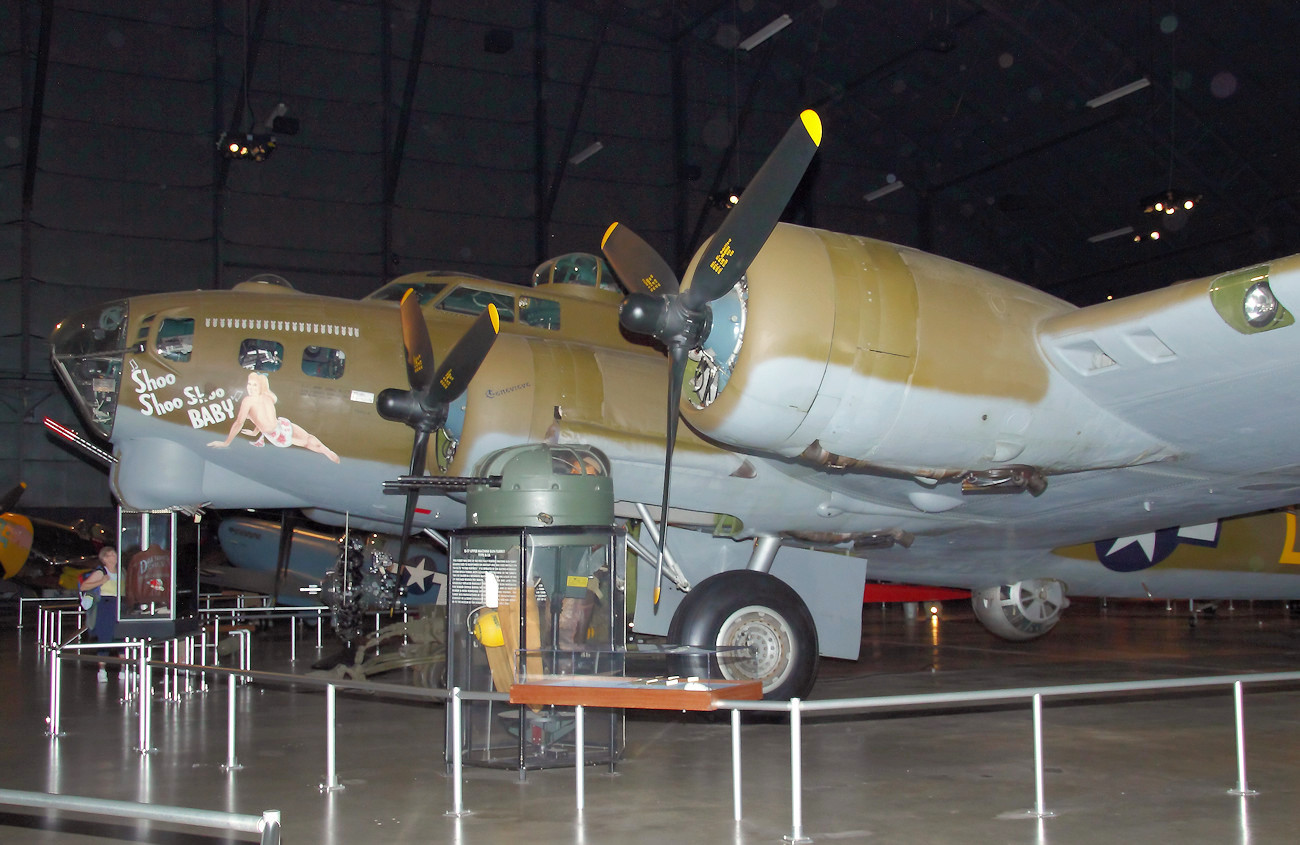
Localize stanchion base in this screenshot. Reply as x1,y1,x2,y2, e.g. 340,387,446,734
444,809,473,818
999,809,1058,819
1228,788,1260,797
221,763,244,772
318,782,345,793
782,834,812,844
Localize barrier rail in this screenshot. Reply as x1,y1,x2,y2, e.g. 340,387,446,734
38,625,1300,842
0,787,280,844
715,670,1300,843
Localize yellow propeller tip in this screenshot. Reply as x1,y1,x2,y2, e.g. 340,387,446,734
487,302,500,333
653,586,661,605
601,221,620,249
800,109,822,146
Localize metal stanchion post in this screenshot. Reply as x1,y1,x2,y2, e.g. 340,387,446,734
136,642,155,754
320,685,343,791
222,673,242,771
575,704,585,812
785,699,809,844
46,648,63,738
1229,681,1260,796
445,687,470,817
732,708,743,822
1032,693,1055,817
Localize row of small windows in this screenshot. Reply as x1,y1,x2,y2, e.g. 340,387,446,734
155,318,345,379
204,317,359,336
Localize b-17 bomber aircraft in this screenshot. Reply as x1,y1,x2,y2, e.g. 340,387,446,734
50,110,1300,699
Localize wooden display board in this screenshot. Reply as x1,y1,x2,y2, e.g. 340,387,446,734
509,675,762,711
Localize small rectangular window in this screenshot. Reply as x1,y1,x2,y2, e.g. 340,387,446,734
239,339,283,372
519,296,560,330
157,318,193,362
302,345,345,379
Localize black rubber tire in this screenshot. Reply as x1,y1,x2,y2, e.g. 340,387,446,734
667,570,819,700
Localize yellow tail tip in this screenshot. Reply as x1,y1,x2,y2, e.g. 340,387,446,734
800,109,822,146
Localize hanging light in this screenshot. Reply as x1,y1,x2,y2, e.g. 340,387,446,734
219,132,276,162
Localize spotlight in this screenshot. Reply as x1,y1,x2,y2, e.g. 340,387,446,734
710,189,741,210
220,132,276,162
1141,188,1200,217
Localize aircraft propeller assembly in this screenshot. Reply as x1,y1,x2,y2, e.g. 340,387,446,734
377,293,501,573
601,110,822,606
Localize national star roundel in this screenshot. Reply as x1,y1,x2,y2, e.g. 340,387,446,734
1093,522,1220,572
400,554,440,595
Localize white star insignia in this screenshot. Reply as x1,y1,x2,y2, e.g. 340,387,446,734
1106,533,1157,561
404,559,434,593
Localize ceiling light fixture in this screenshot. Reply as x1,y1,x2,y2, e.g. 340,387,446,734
1086,77,1151,108
864,180,905,202
220,133,276,161
569,141,604,166
1142,188,1200,216
710,189,742,210
1087,225,1135,244
739,14,792,51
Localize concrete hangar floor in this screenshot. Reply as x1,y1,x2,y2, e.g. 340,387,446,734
2,598,1300,844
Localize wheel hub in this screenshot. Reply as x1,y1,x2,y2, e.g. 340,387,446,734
716,605,794,692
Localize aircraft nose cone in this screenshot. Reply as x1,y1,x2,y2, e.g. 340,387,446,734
50,300,130,438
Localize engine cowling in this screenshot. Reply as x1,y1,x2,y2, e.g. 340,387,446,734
678,223,1169,479
970,578,1069,641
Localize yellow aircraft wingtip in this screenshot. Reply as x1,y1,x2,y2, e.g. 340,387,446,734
800,109,822,146
601,222,620,249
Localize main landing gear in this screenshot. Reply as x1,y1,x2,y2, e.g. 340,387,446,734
668,570,819,700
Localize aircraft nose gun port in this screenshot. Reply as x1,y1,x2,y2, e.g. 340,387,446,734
50,300,130,439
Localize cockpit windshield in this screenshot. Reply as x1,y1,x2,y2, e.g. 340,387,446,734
50,300,130,438
364,281,446,305
531,253,620,292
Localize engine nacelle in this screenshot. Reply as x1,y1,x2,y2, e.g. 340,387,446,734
970,578,1069,641
679,223,1168,479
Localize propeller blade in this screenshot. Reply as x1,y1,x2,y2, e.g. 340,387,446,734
651,343,690,606
601,222,680,297
425,303,501,405
400,289,437,394
0,482,26,514
396,427,433,573
683,109,822,309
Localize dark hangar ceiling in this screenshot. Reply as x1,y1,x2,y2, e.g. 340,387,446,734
590,0,1300,303
7,1,1300,362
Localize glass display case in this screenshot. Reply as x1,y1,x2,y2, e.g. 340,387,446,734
114,509,200,639
446,525,625,771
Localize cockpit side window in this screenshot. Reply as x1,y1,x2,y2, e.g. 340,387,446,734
156,318,194,362
302,345,345,379
437,287,516,322
519,296,560,330
238,339,283,372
